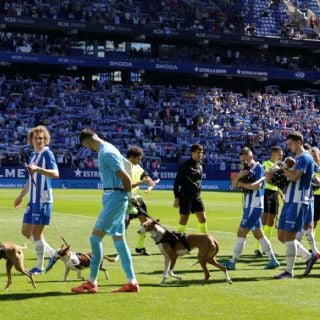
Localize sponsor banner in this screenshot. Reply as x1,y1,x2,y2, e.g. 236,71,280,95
0,166,231,180
0,52,319,81
0,180,25,188
0,179,232,191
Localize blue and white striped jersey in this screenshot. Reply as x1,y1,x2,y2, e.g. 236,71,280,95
244,162,265,209
28,147,58,204
284,151,314,204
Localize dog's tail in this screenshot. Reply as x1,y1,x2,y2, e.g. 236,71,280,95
103,254,119,263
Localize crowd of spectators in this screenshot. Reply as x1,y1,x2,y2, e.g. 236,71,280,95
0,0,319,39
0,31,319,72
0,2,319,171
0,73,319,170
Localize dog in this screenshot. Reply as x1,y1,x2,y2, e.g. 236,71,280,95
0,242,36,290
51,245,119,282
138,219,232,285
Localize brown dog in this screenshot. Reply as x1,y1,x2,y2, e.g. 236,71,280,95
51,245,119,282
0,242,36,290
138,219,232,285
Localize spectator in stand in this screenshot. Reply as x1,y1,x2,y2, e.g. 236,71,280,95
0,74,320,170
3,0,318,39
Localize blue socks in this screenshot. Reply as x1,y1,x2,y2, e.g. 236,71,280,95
89,235,137,284
113,238,137,283
89,235,103,284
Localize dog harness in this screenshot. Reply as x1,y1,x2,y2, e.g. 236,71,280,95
156,231,191,251
0,244,5,259
75,253,91,270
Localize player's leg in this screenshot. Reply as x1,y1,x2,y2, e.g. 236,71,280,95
106,194,139,292
135,200,150,255
193,195,207,233
254,212,267,257
112,220,139,292
275,203,315,278
22,206,34,242
30,224,46,274
177,195,190,233
253,226,279,269
256,190,278,256
195,211,207,233
224,207,256,269
224,226,249,270
71,228,104,294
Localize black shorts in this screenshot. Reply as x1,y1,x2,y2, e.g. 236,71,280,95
179,194,205,215
128,199,148,220
264,189,279,215
314,195,320,222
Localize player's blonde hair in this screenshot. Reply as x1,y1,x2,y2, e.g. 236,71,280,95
27,125,51,146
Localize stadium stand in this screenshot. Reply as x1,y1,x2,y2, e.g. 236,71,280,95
0,0,318,38
0,74,319,169
0,31,318,71
0,0,319,172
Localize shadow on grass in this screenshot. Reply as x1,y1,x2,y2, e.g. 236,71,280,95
138,268,280,284
135,274,276,287
138,268,205,276
35,279,85,283
132,252,163,257
138,280,197,287
228,275,277,283
0,291,74,300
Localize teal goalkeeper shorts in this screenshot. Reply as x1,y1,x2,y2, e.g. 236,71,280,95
94,190,129,236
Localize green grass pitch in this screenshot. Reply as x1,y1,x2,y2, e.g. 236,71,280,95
0,189,319,320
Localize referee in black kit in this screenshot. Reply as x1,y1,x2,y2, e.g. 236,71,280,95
173,143,207,233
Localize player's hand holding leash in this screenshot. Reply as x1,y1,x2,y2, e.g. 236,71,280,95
27,163,41,174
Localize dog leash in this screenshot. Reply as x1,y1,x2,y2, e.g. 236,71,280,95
131,198,163,228
134,201,191,251
51,219,70,247
132,198,186,236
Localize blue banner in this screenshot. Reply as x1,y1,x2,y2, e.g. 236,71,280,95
0,166,231,180
0,166,232,190
0,178,232,191
0,51,319,81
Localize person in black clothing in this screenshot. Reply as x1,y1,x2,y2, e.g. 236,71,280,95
173,144,207,233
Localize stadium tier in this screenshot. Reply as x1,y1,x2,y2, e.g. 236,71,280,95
0,0,319,189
